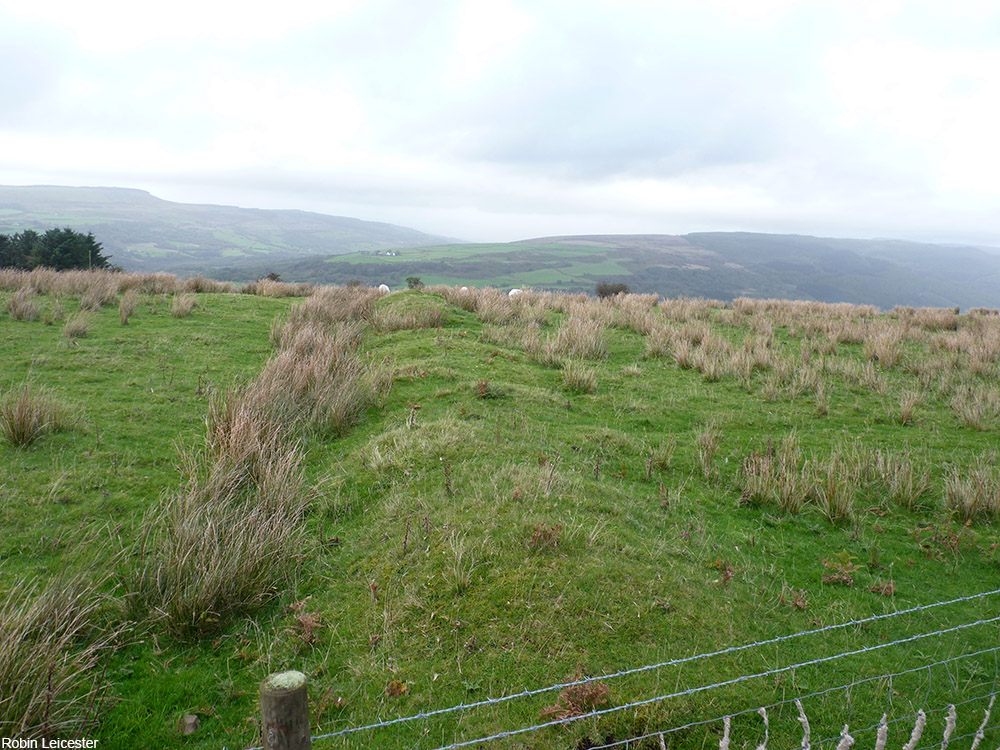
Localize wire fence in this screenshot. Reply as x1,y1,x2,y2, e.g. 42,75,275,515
242,587,1000,750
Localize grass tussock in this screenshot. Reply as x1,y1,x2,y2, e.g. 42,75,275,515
241,278,312,297
0,578,119,739
77,277,118,312
372,303,449,332
738,434,806,512
118,289,139,325
945,455,1000,522
128,448,308,637
257,321,375,436
951,387,1000,431
182,275,237,294
810,450,859,524
695,422,721,480
171,293,197,317
128,383,309,637
550,316,608,360
874,448,931,509
43,297,65,326
62,313,91,339
6,287,40,321
0,384,74,446
562,360,597,393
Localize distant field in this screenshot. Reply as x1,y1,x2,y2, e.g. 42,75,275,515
235,234,1000,311
2,272,1000,749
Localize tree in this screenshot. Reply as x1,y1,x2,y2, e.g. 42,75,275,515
406,276,424,289
595,281,630,298
0,227,111,270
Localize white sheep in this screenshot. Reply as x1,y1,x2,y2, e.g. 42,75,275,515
378,284,390,294
508,288,522,297
460,286,469,292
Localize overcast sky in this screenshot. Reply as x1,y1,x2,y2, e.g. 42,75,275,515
2,0,1000,245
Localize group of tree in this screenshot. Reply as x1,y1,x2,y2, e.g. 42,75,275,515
0,228,112,271
595,281,630,298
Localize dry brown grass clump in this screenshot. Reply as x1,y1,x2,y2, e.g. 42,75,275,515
695,422,721,480
562,360,597,393
182,275,237,294
118,289,139,325
944,455,1000,522
6,287,40,321
129,449,308,637
171,293,197,317
372,305,449,332
659,296,725,323
128,382,310,637
242,278,313,297
473,288,518,325
644,326,674,358
426,284,479,312
256,322,377,436
77,276,118,311
550,316,608,360
283,285,380,330
873,448,931,509
738,434,806,512
62,313,91,339
863,325,903,368
0,578,120,739
810,450,859,523
0,384,74,445
951,387,1000,431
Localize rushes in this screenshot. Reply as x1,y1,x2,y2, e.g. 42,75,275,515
62,313,91,339
0,383,74,446
876,448,931,509
951,387,1000,431
944,454,1000,522
898,391,921,425
562,360,597,393
811,450,859,524
550,316,608,360
171,293,197,317
0,577,119,738
256,321,373,436
372,304,449,332
695,422,721,480
738,434,806,512
130,444,308,637
127,288,387,637
863,325,902,368
6,287,40,320
129,383,309,636
118,289,138,325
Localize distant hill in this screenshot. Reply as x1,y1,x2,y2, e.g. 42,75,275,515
216,232,1000,310
0,186,456,272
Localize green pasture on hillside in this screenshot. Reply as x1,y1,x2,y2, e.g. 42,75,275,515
1,287,999,750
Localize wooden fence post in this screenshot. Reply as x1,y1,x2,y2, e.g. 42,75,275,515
260,670,311,750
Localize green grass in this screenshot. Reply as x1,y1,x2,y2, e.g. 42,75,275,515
2,285,1000,748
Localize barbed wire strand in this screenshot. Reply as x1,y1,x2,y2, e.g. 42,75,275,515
420,614,1000,750
279,587,1000,748
584,651,1000,750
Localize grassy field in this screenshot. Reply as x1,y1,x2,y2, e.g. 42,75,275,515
2,270,1000,749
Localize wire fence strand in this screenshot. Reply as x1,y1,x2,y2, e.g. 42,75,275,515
583,647,1000,750
422,615,1000,750
297,586,1000,746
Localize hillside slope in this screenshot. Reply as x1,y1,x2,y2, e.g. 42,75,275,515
0,185,455,272
224,232,1000,310
2,279,999,748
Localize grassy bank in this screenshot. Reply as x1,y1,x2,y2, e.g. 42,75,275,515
1,272,999,748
